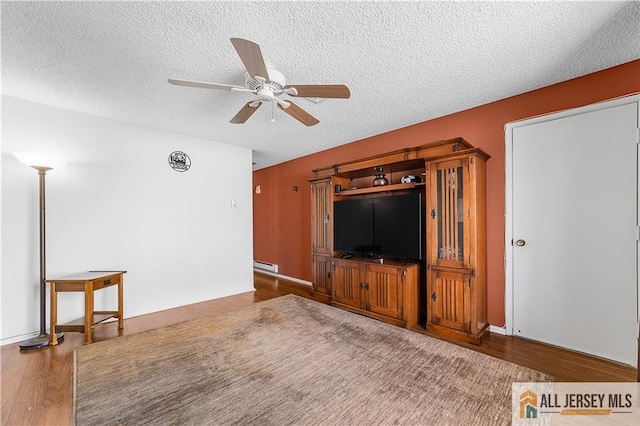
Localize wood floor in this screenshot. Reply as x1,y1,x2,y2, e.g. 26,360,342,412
1,272,637,425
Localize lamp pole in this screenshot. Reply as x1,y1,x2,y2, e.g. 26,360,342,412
16,157,64,350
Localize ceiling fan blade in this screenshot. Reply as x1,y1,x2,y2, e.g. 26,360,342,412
168,78,248,92
230,38,270,81
230,101,262,124
284,84,351,99
277,100,320,126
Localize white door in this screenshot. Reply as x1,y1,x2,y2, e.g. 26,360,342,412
507,98,639,365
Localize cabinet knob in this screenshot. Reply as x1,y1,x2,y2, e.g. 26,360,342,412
431,292,437,301
516,239,526,247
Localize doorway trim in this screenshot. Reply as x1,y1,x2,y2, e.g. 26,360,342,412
504,94,640,337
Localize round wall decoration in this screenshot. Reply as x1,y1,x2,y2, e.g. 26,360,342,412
168,151,191,172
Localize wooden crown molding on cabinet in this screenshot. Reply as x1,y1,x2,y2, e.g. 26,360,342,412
311,137,475,179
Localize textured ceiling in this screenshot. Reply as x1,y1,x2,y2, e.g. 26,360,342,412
2,1,639,169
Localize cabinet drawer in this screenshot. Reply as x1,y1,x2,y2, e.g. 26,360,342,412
92,274,121,290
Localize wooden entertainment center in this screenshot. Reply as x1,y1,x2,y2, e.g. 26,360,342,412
310,137,490,344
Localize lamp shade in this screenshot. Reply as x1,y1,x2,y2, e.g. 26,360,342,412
14,152,66,170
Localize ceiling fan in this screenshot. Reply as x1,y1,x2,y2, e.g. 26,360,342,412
168,38,351,126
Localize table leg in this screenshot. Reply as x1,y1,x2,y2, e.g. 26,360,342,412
50,282,58,346
84,281,93,344
117,274,124,330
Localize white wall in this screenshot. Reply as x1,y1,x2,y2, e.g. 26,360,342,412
1,96,254,343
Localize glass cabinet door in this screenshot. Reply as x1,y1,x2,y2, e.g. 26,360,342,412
429,159,470,269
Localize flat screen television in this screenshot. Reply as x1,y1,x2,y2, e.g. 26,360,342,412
333,193,423,259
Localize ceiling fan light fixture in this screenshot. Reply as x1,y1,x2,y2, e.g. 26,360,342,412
257,87,277,102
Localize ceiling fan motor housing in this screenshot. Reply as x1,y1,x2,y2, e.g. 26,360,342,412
245,65,286,96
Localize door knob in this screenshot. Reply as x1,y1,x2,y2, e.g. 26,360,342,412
516,239,526,247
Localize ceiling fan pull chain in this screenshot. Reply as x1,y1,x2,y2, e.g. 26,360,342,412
271,100,275,123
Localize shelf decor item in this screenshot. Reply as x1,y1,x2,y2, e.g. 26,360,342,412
372,167,388,186
13,151,66,350
401,174,421,184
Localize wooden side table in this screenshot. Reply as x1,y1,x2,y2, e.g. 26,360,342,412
47,270,126,345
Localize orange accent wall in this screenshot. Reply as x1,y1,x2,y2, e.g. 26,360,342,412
253,60,640,326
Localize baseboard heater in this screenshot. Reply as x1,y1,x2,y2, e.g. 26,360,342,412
253,260,279,274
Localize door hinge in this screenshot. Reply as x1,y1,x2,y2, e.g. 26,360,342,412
636,226,640,241
636,128,640,144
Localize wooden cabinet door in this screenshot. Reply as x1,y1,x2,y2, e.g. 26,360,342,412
427,158,471,270
311,254,332,296
365,264,403,320
332,259,363,308
429,270,471,333
310,179,333,255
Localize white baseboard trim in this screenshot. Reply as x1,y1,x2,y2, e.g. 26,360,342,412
489,325,507,335
4,272,309,347
253,268,312,287
1,331,40,346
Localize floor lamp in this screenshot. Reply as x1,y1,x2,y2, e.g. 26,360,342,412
14,152,65,350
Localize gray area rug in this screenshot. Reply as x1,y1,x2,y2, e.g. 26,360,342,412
74,294,551,425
